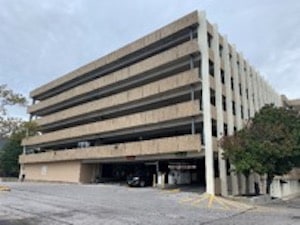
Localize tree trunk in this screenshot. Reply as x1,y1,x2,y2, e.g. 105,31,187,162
266,173,274,195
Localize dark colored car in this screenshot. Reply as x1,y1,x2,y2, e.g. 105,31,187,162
127,171,152,187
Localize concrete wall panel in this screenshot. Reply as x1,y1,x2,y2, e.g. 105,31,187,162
29,41,199,114
23,161,81,183
24,101,201,146
79,164,94,183
20,135,201,164
35,69,199,127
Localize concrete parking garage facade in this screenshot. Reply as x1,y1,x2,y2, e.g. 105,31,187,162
20,11,282,196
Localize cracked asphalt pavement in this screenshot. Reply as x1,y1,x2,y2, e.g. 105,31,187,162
0,182,299,225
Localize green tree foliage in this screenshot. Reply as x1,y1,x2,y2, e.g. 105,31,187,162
0,132,23,176
221,104,300,195
0,84,30,176
0,121,38,177
221,128,254,195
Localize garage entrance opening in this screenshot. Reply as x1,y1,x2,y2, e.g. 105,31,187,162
92,157,206,191
97,162,156,184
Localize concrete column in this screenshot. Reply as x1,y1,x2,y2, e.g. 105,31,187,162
228,45,240,196
19,164,25,181
222,37,238,195
231,48,242,129
162,173,166,189
260,174,267,194
239,174,246,195
252,71,260,112
236,53,247,195
197,11,215,195
230,166,239,195
249,173,255,193
19,145,27,181
254,72,260,109
240,58,248,122
153,174,157,187
246,66,255,118
261,76,266,106
257,73,264,109
212,24,228,196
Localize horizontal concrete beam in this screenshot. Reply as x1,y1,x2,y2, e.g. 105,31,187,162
23,101,201,146
36,69,200,127
30,11,199,99
28,40,199,114
34,116,203,148
81,151,205,163
20,135,202,164
39,86,201,133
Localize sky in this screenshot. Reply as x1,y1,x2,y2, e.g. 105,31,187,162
1,0,300,119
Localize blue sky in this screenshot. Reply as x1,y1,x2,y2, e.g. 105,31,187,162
1,0,300,119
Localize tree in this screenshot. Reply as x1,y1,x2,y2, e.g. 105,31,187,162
0,132,23,176
0,84,27,137
221,127,256,195
221,104,300,195
0,84,29,176
250,105,300,194
0,121,38,177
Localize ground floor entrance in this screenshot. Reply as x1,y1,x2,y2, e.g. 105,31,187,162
86,158,207,189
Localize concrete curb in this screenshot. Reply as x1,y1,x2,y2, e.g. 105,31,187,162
225,195,284,205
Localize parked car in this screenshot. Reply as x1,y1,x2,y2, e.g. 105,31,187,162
127,171,152,187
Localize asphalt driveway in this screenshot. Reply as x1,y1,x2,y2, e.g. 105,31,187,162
0,182,299,225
